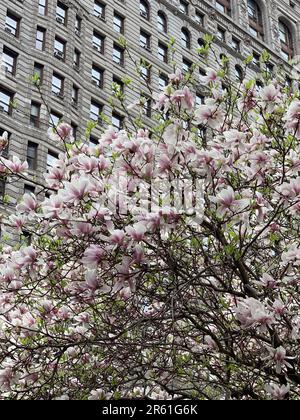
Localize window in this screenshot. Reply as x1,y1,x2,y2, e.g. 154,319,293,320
253,52,260,66
74,49,81,69
24,184,36,195
266,62,274,76
158,43,168,63
72,85,79,106
159,73,168,90
30,102,41,128
140,31,151,50
216,0,231,16
54,37,66,60
75,15,82,34
142,95,152,118
113,44,125,66
183,58,192,74
140,61,151,83
279,20,294,60
56,1,68,26
140,0,150,20
5,12,20,37
181,28,191,49
93,31,105,53
217,27,226,42
113,76,124,94
47,150,58,170
112,112,124,130
89,135,98,147
36,27,46,50
71,123,78,140
33,63,44,85
232,37,241,53
235,65,244,82
52,72,64,97
38,0,47,15
49,111,62,128
92,65,104,87
2,47,17,75
157,11,167,33
248,0,264,40
90,101,103,122
0,178,5,200
94,1,105,19
195,11,204,26
27,142,38,170
179,0,189,15
0,87,13,115
196,93,205,106
113,13,124,34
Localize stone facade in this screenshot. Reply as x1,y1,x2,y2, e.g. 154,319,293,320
0,0,300,235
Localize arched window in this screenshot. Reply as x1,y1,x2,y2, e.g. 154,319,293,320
157,11,167,33
181,28,191,49
216,0,231,16
235,65,244,82
140,0,150,20
247,0,264,40
279,20,294,60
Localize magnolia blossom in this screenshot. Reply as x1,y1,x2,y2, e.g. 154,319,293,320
0,131,8,151
264,346,294,374
82,245,105,267
200,68,219,84
265,383,290,400
48,122,73,142
16,194,38,213
210,187,249,218
236,298,275,332
259,84,281,112
284,100,300,139
195,102,224,129
170,87,194,110
4,156,28,174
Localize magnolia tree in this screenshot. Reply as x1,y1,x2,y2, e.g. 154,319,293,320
1,53,300,400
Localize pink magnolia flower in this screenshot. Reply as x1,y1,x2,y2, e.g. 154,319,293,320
42,195,63,219
76,155,99,173
256,273,277,289
210,187,249,218
14,247,37,268
0,366,18,391
63,177,91,204
265,346,294,374
236,298,275,332
16,194,38,213
282,244,300,266
259,84,281,112
200,68,219,84
0,131,8,151
5,156,28,174
71,222,94,236
195,102,224,129
48,122,73,142
109,230,126,246
44,166,66,189
169,69,183,85
126,223,147,242
283,100,300,139
170,87,194,110
82,245,105,267
9,214,27,231
265,383,290,400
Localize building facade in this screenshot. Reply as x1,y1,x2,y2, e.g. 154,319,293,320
0,0,300,237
